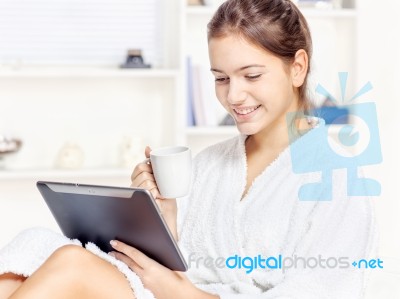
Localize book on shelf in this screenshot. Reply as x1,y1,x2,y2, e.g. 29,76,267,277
186,57,225,127
191,64,206,126
186,57,196,126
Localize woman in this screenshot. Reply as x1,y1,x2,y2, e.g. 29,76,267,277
0,0,376,298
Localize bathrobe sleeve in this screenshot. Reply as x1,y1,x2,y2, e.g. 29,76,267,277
215,176,378,299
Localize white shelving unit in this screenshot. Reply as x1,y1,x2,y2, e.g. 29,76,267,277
300,8,358,18
0,67,180,79
183,3,238,153
0,168,132,181
0,0,360,177
0,3,184,249
0,0,184,178
187,5,358,18
0,0,364,249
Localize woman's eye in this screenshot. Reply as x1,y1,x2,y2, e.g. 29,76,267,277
215,77,229,84
246,74,262,80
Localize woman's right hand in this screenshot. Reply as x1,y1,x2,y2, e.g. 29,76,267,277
130,146,178,241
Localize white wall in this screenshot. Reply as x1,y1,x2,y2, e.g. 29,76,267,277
358,0,400,258
357,1,400,296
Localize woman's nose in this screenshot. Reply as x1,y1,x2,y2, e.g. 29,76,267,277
227,81,247,105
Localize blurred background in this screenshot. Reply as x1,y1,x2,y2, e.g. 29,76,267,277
0,0,399,297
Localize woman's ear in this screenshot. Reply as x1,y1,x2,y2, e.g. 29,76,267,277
291,49,308,88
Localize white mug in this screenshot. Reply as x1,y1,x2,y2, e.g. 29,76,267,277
150,146,192,198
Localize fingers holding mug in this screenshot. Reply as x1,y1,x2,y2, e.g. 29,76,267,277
144,145,152,159
132,175,159,197
131,158,153,179
131,145,192,199
130,147,162,199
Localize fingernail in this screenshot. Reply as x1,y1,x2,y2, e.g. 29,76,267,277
110,240,117,247
108,252,116,257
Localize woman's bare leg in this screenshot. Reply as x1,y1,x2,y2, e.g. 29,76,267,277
0,273,26,299
9,245,136,299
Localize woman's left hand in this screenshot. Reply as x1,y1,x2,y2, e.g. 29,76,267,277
109,240,216,299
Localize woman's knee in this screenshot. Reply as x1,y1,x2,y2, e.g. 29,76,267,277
31,244,102,288
46,245,96,275
44,245,135,298
50,244,94,266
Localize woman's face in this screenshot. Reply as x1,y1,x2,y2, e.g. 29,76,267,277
208,35,300,136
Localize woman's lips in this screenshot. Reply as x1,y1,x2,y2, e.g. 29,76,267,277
233,105,261,120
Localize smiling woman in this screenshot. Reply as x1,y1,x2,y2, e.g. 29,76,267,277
209,35,306,138
0,0,377,299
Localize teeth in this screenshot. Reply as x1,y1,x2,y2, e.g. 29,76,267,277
234,105,260,115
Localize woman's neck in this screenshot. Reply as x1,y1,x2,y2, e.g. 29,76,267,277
246,115,291,154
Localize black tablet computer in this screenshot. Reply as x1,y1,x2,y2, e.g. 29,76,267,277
36,181,187,271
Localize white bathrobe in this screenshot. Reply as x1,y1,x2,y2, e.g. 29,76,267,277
177,132,377,298
0,130,377,299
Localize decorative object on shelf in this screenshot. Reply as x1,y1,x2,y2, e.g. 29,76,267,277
119,136,144,168
332,0,343,8
120,49,151,69
54,142,85,169
0,136,22,169
341,0,354,9
187,0,204,5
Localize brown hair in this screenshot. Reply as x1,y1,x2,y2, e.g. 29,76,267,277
208,0,313,112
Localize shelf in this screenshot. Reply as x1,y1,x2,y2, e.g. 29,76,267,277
300,8,357,18
0,67,180,79
0,168,132,180
186,6,357,19
186,126,238,136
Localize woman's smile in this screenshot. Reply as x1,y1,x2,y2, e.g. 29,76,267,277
232,104,262,121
